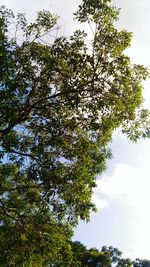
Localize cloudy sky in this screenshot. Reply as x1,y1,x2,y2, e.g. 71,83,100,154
1,0,150,260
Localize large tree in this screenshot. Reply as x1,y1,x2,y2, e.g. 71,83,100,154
0,0,149,265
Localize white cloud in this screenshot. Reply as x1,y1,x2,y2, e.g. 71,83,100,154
93,163,150,259
92,194,109,211
132,220,150,259
94,162,150,211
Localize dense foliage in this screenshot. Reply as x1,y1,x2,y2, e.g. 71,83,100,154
0,0,149,265
71,241,150,267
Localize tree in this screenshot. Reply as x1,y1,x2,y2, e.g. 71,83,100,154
71,242,132,267
133,259,150,267
71,242,112,267
0,0,149,265
71,242,150,267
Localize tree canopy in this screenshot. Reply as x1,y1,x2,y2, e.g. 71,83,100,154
0,0,150,265
71,241,150,267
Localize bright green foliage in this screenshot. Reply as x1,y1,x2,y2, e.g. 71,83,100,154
122,109,150,141
0,0,149,265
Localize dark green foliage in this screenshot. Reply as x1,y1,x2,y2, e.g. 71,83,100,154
0,0,149,265
71,242,130,267
133,259,150,267
71,242,150,267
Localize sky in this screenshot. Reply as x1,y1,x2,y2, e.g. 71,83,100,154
1,0,150,260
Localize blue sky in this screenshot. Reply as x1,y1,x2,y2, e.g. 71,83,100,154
2,0,150,260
